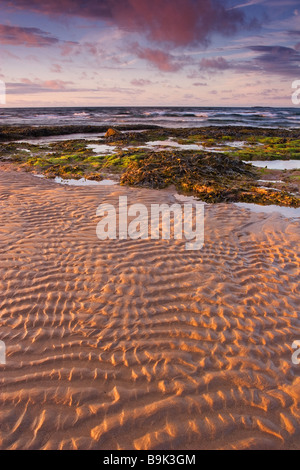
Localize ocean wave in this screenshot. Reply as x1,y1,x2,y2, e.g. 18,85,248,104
0,107,299,129
73,112,90,117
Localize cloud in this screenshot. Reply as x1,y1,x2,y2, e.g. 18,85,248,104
0,24,59,47
6,79,74,94
94,85,143,95
0,49,20,60
131,79,152,86
200,56,231,70
6,79,146,97
111,0,247,47
246,45,300,75
0,0,248,47
131,45,186,72
42,80,72,90
60,41,81,57
195,44,300,78
50,64,62,73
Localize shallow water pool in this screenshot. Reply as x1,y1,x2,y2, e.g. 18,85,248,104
248,160,300,170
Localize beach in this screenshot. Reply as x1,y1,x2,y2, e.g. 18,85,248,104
1,0,300,453
0,162,299,450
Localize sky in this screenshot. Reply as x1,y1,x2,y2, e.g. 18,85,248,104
0,0,299,107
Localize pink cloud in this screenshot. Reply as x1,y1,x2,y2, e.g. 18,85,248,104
42,80,72,90
1,0,246,47
132,44,185,72
60,41,80,56
6,79,75,94
20,78,33,84
84,42,103,56
0,24,59,47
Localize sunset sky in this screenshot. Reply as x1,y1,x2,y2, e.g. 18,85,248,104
0,0,299,107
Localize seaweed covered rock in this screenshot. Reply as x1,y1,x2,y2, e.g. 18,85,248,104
120,151,300,207
120,152,255,189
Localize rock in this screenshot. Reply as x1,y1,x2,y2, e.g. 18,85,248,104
105,128,121,138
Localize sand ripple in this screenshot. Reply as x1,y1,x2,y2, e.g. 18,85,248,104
0,164,300,450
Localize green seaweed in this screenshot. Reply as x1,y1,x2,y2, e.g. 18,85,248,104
1,125,299,206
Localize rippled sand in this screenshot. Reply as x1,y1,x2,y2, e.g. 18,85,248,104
0,163,299,450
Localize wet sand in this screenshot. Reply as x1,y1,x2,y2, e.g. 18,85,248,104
0,163,300,450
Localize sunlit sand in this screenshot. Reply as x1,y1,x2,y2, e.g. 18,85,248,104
0,163,299,450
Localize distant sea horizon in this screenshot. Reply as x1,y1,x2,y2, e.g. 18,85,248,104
0,106,299,129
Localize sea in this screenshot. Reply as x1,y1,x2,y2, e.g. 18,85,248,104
0,106,299,129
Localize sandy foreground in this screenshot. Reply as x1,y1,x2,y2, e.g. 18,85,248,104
0,163,299,450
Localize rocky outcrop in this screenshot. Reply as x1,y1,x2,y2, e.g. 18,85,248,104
105,128,121,138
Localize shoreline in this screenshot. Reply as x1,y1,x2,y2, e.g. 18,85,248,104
2,161,300,220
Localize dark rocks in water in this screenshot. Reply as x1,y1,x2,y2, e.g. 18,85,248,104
104,128,144,145
0,124,159,142
0,124,299,143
